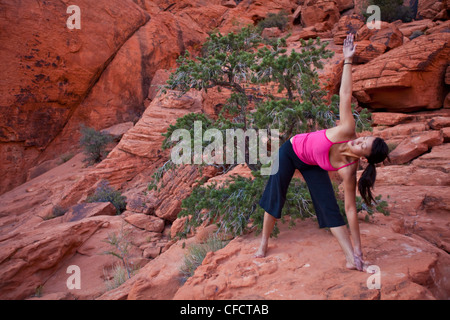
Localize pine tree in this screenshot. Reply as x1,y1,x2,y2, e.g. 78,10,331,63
151,23,375,238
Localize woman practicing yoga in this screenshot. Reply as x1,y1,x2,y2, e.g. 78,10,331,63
255,33,389,271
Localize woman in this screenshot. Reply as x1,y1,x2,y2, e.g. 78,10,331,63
255,34,389,271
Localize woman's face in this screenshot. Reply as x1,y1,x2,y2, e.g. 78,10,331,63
348,136,375,158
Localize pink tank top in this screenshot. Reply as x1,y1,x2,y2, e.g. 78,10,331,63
291,129,357,171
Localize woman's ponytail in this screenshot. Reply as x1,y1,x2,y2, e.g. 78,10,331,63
358,137,390,206
358,162,377,206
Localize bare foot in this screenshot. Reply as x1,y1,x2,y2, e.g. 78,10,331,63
254,241,268,258
346,255,369,272
346,261,357,270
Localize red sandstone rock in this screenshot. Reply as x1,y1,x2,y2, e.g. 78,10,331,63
0,86,220,299
445,93,450,109
332,15,365,45
374,158,450,258
375,164,450,187
388,130,443,164
218,0,298,34
357,22,404,51
371,112,415,126
443,127,450,142
0,0,150,196
398,19,435,38
417,0,448,20
0,218,108,299
353,32,450,112
261,27,282,38
446,65,450,85
124,213,165,233
173,218,449,300
141,163,218,223
375,122,429,140
353,40,388,64
100,122,134,140
148,69,171,101
300,0,341,31
97,235,201,300
287,27,320,41
335,0,355,12
426,19,450,34
412,143,450,172
1,0,450,302
62,202,116,223
429,116,450,129
37,10,208,169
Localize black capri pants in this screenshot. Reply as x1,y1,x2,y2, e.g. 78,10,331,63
258,138,346,229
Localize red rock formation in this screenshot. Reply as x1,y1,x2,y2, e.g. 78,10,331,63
173,218,449,300
0,86,221,299
397,19,436,37
332,15,365,45
0,0,218,196
417,0,449,20
1,0,450,301
299,0,341,31
0,0,150,195
0,217,108,299
38,11,207,163
353,32,450,112
357,22,404,51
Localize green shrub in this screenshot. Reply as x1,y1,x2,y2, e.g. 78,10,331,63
176,172,315,239
86,180,127,214
257,11,289,32
79,125,113,165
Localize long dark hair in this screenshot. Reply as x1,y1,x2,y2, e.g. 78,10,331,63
358,137,389,206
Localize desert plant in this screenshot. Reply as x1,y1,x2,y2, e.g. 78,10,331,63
79,125,113,164
257,10,289,32
86,180,127,214
103,264,129,291
179,235,229,283
176,172,317,239
103,223,135,280
34,285,44,297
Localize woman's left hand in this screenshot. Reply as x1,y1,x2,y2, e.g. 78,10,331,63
343,33,357,59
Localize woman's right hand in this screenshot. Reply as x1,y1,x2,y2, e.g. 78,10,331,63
353,250,373,272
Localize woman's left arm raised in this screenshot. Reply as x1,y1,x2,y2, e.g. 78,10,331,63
338,33,357,135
